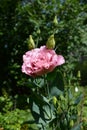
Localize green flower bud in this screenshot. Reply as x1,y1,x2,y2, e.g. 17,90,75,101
77,70,81,78
53,96,57,106
37,29,41,34
69,120,74,127
27,35,35,50
53,15,58,25
46,34,55,49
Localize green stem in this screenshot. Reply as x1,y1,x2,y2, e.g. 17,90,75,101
44,74,50,98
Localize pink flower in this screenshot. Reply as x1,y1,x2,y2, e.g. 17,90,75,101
22,46,65,77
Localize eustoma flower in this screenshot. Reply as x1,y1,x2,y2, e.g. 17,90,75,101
22,46,65,77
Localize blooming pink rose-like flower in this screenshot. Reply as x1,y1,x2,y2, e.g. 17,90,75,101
22,46,65,77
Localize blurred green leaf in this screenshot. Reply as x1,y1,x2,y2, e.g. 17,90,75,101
47,69,64,97
32,102,40,115
74,94,83,105
50,86,63,96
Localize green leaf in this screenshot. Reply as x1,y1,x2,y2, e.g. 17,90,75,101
43,104,55,121
30,100,46,126
30,103,52,128
47,68,57,82
74,94,83,105
50,86,63,96
23,80,38,88
33,78,45,88
47,69,64,92
29,93,55,128
32,102,40,115
55,70,64,91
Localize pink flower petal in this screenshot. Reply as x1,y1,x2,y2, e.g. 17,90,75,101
22,46,65,77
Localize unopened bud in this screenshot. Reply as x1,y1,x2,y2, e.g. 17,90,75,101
46,34,55,49
77,70,81,78
53,15,58,25
69,120,74,127
37,29,41,34
27,35,35,50
53,96,57,106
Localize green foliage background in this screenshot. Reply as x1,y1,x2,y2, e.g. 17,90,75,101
0,0,87,129
0,0,87,92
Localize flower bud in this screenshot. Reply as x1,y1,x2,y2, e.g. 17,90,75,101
27,35,35,50
53,15,58,25
53,96,57,106
77,70,81,78
69,120,74,127
46,34,55,49
37,29,41,34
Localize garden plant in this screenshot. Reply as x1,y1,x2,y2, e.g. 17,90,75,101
0,0,87,130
